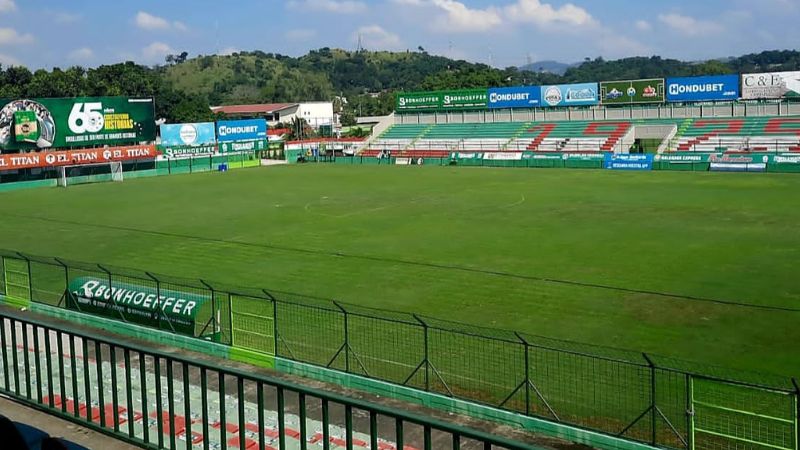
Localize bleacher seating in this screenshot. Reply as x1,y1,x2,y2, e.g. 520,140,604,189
507,121,633,153
671,117,800,152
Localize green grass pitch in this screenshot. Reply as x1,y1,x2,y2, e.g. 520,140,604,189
0,165,798,379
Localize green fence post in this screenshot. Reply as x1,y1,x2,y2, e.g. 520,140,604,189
793,378,799,450
686,373,693,450
333,301,350,373
515,332,531,415
54,258,70,303
413,314,430,391
97,264,126,324
643,353,657,446
262,289,279,356
200,280,217,341
145,272,161,331
15,252,32,302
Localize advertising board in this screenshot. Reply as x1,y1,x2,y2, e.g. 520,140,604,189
741,71,800,99
216,119,268,142
0,97,155,151
666,75,740,102
540,83,599,107
488,86,541,109
601,79,665,105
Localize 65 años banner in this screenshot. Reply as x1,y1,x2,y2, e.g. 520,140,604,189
0,97,155,151
0,144,158,170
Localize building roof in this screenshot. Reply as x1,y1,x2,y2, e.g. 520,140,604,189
210,103,298,115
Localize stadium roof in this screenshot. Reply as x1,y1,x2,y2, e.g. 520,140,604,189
210,103,298,115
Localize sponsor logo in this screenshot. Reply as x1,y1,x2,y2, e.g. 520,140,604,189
626,87,637,97
179,124,198,145
218,125,259,137
642,85,657,98
668,82,726,96
606,88,623,99
544,86,563,106
566,88,595,101
489,92,531,104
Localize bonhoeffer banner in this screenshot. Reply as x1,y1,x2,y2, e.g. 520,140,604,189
488,86,541,109
741,71,800,99
216,119,267,142
160,122,216,147
666,75,740,102
540,83,599,107
0,97,155,151
441,89,488,110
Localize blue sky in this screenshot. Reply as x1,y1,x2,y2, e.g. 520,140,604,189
0,0,798,69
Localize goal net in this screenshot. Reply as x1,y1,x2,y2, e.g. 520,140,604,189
57,162,124,187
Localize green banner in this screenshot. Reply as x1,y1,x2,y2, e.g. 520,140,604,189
66,276,208,336
522,152,562,160
0,97,156,151
160,144,218,159
219,139,268,153
600,79,665,105
396,92,442,112
441,89,488,110
563,152,607,160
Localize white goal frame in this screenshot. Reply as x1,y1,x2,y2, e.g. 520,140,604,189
57,161,124,187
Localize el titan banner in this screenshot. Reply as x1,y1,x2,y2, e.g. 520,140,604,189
0,144,158,170
0,97,155,151
741,71,800,99
601,79,665,105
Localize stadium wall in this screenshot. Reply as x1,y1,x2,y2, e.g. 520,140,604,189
397,101,800,125
0,293,657,450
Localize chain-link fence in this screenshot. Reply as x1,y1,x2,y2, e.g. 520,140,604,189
0,248,797,450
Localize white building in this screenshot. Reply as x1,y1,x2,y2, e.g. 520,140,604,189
210,102,336,129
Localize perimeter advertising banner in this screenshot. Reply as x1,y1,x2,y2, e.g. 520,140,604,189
0,144,158,170
216,118,267,142
666,75,740,102
488,86,541,109
218,139,268,153
441,89,488,110
600,79,665,105
741,71,800,99
160,122,216,147
540,83,599,107
0,97,155,151
604,153,654,170
66,276,208,336
396,92,442,112
159,122,218,159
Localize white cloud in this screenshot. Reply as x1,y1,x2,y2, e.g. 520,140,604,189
136,11,170,30
0,27,33,45
0,52,19,65
504,0,596,27
658,13,723,36
135,11,189,32
428,0,503,33
287,0,367,14
142,41,175,60
285,28,317,41
635,20,652,31
0,0,16,13
354,25,402,50
218,46,239,56
68,47,94,61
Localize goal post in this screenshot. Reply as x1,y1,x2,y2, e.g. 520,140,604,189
57,161,123,187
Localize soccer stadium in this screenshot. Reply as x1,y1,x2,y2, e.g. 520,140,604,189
1,3,800,450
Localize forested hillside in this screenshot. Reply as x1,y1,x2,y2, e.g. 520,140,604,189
0,48,797,124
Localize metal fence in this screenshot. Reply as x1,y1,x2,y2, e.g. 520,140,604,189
0,309,535,450
0,249,797,450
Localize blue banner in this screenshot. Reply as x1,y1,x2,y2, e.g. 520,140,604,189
216,119,267,142
666,75,740,102
604,153,654,170
540,83,598,107
488,86,541,109
160,122,216,147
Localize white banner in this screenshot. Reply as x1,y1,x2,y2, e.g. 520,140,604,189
741,71,800,99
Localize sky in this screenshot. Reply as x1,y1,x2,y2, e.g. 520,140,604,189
0,0,798,69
